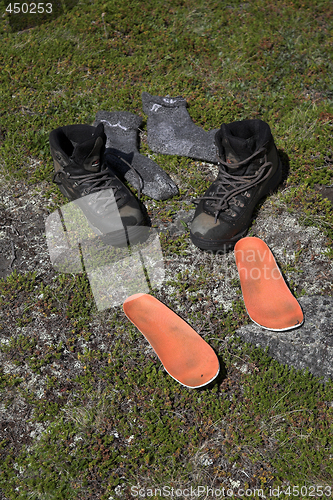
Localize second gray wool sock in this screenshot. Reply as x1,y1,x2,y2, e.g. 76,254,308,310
93,111,179,201
142,92,219,163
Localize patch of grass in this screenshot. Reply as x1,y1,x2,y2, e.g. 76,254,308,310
217,348,333,487
4,333,332,498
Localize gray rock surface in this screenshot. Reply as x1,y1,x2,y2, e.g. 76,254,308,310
236,294,333,382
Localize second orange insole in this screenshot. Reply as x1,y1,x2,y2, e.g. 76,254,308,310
123,293,219,388
234,237,303,331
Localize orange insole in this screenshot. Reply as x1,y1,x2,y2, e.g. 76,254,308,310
123,293,219,388
234,237,303,331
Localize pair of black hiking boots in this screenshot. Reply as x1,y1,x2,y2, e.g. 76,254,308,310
49,119,282,251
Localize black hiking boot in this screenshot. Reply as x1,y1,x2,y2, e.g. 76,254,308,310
49,124,145,245
190,119,282,251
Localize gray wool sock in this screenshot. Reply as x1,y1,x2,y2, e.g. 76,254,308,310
93,111,178,201
142,92,219,163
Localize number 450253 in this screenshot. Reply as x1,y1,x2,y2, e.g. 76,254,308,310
6,3,53,14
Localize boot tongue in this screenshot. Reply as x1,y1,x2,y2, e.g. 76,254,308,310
72,125,105,173
223,135,256,175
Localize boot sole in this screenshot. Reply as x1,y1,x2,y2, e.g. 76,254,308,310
190,228,248,252
190,158,283,251
123,293,220,388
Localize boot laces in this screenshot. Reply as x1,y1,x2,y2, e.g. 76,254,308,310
195,147,273,224
53,165,127,210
